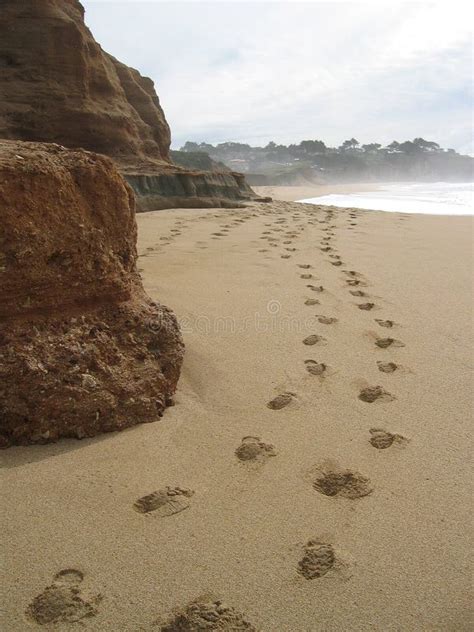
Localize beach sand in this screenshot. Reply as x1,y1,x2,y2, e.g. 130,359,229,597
1,195,473,630
253,183,379,202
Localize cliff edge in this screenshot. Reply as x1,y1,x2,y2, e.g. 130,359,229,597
0,0,257,210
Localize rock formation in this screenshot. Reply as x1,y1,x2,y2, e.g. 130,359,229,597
0,140,184,447
0,0,257,210
124,170,255,211
0,0,169,167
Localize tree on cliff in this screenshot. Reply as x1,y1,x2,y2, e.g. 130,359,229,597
413,138,441,152
181,141,215,153
362,143,381,153
299,140,327,154
340,138,360,151
386,141,401,152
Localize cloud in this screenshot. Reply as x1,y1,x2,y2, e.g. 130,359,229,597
82,1,474,152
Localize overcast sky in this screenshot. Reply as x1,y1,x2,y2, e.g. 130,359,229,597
82,1,473,153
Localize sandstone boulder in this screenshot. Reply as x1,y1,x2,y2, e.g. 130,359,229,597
0,140,184,447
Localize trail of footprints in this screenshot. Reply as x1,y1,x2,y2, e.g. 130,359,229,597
27,202,411,629
267,203,408,407
138,209,258,263
261,203,410,589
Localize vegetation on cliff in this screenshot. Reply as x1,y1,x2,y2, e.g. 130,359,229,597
180,138,473,184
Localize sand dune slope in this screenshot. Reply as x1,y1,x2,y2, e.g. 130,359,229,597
1,200,472,631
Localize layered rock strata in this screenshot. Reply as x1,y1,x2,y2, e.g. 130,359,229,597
0,140,184,447
0,0,257,210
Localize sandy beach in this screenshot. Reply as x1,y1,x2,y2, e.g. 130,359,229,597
253,183,380,202
1,195,473,630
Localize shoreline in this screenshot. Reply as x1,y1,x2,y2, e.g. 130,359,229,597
254,182,474,216
253,182,380,202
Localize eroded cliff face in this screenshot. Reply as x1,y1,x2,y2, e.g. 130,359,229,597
125,171,256,211
0,140,184,447
0,0,257,209
0,0,171,166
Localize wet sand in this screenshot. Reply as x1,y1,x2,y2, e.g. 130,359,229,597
254,183,380,202
1,197,473,630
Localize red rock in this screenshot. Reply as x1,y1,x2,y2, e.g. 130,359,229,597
0,0,170,167
0,140,184,446
0,0,257,209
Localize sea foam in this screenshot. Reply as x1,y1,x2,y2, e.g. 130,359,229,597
299,182,473,215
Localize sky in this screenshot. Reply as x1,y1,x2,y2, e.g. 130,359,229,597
81,1,474,153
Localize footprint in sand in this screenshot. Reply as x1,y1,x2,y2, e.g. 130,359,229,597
317,316,338,325
369,428,408,449
330,261,343,267
358,302,375,311
304,360,327,376
375,318,394,328
298,541,335,579
304,298,320,306
26,570,100,624
377,361,398,373
133,487,194,516
320,246,332,252
375,337,405,349
158,599,256,631
300,273,312,279
349,290,367,297
303,334,325,346
267,392,295,410
281,254,291,259
312,467,373,498
358,386,394,403
346,279,367,287
307,284,324,293
298,264,312,269
235,436,276,462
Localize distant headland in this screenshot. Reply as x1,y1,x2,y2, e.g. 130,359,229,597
176,137,473,186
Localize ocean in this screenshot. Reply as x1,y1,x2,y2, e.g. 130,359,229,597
299,182,473,215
